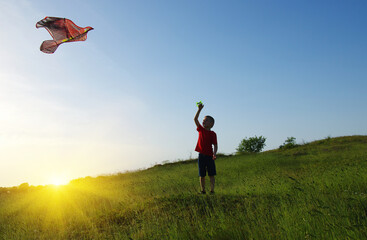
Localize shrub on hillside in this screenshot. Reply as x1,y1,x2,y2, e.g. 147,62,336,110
216,153,233,158
279,137,298,149
236,136,266,154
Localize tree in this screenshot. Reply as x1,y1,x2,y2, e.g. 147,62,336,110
279,137,297,149
236,136,266,153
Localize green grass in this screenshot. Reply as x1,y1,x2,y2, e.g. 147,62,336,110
0,136,366,239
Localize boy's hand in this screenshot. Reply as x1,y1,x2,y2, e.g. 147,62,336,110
194,103,203,128
213,145,217,160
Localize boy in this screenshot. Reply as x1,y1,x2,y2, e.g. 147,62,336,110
194,103,218,194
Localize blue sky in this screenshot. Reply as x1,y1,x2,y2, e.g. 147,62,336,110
0,0,366,187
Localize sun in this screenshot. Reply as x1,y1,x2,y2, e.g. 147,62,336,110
49,176,69,186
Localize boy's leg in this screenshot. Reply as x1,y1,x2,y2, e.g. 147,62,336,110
200,177,206,192
207,156,216,193
198,154,207,193
209,176,215,192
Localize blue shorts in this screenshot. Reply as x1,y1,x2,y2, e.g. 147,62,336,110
198,153,216,177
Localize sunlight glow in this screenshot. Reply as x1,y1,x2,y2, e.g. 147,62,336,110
50,176,69,186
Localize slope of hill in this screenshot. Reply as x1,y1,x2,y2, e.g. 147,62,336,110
0,136,366,239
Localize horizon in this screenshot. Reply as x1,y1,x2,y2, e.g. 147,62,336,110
1,134,365,188
1,0,366,187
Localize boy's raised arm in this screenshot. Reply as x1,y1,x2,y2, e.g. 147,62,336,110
194,104,204,128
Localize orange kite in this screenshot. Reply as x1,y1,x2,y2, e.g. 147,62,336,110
36,17,93,54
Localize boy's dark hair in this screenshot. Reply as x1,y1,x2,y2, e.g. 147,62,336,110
205,115,215,125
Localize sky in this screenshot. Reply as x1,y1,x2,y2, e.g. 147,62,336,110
0,0,366,187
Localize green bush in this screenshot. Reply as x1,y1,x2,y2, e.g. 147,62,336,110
279,137,297,149
236,136,266,153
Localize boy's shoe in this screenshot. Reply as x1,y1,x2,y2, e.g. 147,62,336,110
209,191,215,194
199,191,206,194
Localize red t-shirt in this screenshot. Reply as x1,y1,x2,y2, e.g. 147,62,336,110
195,125,217,156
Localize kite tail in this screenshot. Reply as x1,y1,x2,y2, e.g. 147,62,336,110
40,40,59,54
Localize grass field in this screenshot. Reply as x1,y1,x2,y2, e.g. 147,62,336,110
0,136,366,239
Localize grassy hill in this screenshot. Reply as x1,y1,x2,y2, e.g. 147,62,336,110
0,136,366,239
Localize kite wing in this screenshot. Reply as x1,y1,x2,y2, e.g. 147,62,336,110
36,17,93,54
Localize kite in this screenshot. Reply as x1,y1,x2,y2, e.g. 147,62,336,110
36,17,93,54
